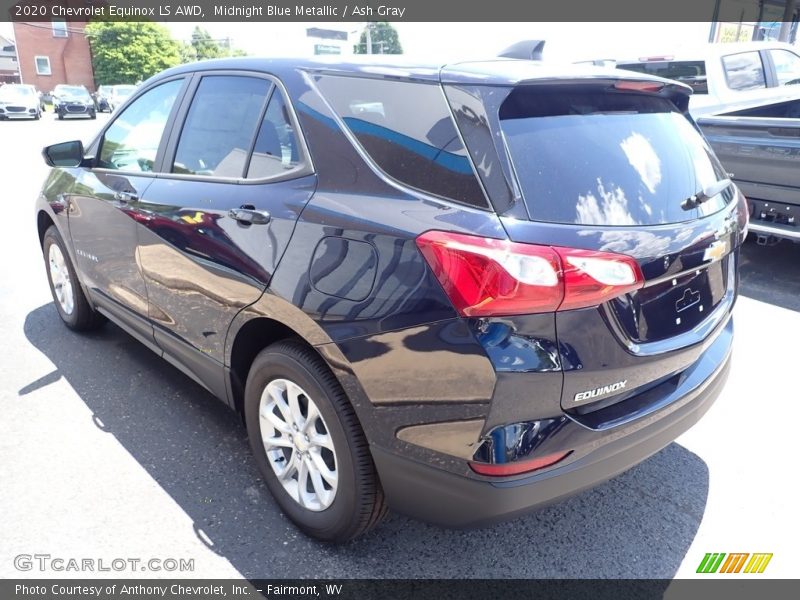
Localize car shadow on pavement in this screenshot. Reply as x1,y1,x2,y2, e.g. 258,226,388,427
24,303,709,579
739,239,800,312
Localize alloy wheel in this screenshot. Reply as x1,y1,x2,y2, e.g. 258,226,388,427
48,243,74,315
259,378,338,511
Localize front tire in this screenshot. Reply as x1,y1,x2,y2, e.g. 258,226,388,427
244,340,387,542
42,226,105,331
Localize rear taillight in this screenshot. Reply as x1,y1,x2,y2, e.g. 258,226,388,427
415,231,644,317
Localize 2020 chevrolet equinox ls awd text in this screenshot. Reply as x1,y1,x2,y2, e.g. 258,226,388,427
36,56,746,542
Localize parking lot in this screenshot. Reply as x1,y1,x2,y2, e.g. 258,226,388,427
0,113,798,579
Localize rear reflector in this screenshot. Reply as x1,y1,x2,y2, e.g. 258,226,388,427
469,451,571,477
416,231,644,317
614,80,665,93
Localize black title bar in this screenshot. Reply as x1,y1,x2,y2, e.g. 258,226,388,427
0,0,787,22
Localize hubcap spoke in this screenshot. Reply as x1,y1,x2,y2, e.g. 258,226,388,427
260,378,338,512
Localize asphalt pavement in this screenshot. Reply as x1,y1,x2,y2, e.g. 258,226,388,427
0,113,798,580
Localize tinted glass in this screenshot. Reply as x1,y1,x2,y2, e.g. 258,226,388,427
98,79,182,172
722,51,766,90
617,61,708,94
173,76,270,178
499,87,730,226
316,75,488,208
769,49,800,86
247,91,301,179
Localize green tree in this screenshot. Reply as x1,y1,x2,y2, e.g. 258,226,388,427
354,22,403,54
191,27,248,61
85,21,182,85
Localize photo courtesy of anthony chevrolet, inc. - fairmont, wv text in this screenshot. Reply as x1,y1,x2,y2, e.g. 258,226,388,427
0,0,799,599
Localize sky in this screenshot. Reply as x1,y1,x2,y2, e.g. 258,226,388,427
0,21,719,63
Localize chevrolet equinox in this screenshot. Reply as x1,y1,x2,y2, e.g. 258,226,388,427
36,56,746,542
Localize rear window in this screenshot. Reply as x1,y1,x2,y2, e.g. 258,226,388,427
499,87,730,226
617,61,708,94
315,75,488,209
721,51,766,90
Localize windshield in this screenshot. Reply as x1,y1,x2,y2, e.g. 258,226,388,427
500,87,731,226
114,86,135,97
55,86,90,100
0,86,33,101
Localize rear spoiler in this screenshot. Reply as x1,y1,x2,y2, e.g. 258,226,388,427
498,40,546,61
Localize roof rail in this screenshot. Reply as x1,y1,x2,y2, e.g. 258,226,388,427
498,40,546,61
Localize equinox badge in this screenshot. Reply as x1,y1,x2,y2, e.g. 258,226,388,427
574,380,627,402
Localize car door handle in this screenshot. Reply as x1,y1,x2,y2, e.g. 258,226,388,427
113,191,138,204
229,207,271,225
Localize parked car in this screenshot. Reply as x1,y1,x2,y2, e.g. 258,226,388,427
94,85,113,112
697,96,800,244
613,41,800,117
35,57,746,542
108,84,136,111
0,83,41,120
52,84,96,120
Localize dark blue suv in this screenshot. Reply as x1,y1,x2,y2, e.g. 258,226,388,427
36,56,746,542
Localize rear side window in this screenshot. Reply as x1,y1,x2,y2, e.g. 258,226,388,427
617,61,708,94
722,52,766,90
246,92,302,179
315,75,488,208
499,87,730,226
173,76,270,178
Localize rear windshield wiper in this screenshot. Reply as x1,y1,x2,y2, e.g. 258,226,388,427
681,178,732,210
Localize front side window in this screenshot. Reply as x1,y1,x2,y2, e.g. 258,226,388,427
98,79,182,172
769,49,800,86
35,56,51,76
315,75,488,208
722,51,766,90
173,76,271,178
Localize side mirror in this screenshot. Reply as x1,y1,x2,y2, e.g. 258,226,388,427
42,140,85,168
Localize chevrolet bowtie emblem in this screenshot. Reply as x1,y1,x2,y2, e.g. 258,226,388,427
703,240,728,262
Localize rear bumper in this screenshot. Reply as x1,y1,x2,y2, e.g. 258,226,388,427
373,320,732,528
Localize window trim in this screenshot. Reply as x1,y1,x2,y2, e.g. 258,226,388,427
34,56,51,76
92,76,190,179
310,72,492,212
158,70,314,185
51,19,68,38
720,50,767,91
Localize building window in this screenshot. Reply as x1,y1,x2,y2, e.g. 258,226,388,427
52,20,68,38
35,56,51,76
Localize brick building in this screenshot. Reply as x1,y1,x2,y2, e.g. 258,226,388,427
13,19,95,92
0,34,19,84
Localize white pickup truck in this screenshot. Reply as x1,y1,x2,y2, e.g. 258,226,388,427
612,41,800,118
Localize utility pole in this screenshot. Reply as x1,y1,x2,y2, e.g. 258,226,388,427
365,23,372,54
779,0,797,42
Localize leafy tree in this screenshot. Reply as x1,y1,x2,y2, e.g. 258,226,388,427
354,22,403,54
191,27,248,61
85,21,182,85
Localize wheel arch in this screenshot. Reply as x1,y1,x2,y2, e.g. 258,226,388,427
225,299,373,431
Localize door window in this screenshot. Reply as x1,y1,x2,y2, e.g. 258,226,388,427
98,79,183,172
769,49,800,86
172,76,271,178
246,91,302,179
721,52,766,90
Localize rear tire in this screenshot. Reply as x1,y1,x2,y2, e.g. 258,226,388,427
42,226,105,332
244,340,387,542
